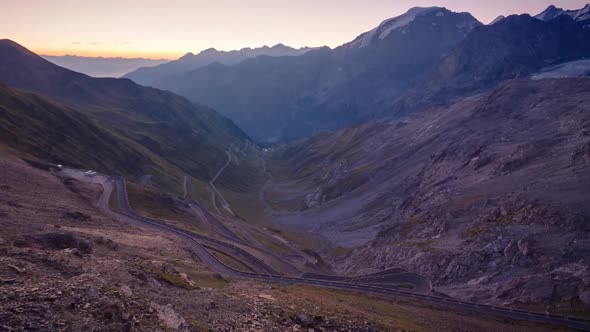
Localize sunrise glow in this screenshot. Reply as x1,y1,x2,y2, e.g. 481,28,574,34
2,0,588,59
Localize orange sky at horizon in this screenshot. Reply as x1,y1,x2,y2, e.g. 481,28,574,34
2,0,588,60
34,46,176,61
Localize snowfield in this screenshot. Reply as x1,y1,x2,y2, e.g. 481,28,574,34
532,59,590,80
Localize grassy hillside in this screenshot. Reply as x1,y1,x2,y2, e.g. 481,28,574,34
0,84,174,181
0,39,261,192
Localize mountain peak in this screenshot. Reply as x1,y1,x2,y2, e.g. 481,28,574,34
535,3,590,23
535,4,566,21
0,38,21,45
490,15,506,25
200,47,219,55
575,3,590,20
0,38,54,67
271,43,290,50
179,52,194,59
349,7,479,48
0,39,31,53
123,43,314,85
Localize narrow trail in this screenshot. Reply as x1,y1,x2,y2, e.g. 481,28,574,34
206,148,271,249
258,159,275,216
139,174,152,187
258,178,274,215
185,175,242,242
182,175,189,199
258,159,318,265
226,218,266,249
209,150,234,216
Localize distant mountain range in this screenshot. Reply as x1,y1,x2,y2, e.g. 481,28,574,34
42,55,169,78
123,44,315,86
147,7,482,142
535,3,590,24
387,13,590,115
134,4,590,143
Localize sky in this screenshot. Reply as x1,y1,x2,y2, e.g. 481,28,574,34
1,0,588,59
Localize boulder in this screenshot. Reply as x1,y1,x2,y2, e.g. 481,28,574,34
517,239,530,256
76,239,93,255
37,232,93,255
63,211,91,221
101,301,123,321
151,303,186,330
503,240,518,258
39,232,78,250
292,314,323,328
580,291,590,305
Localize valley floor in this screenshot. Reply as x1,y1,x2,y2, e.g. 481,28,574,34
0,152,563,331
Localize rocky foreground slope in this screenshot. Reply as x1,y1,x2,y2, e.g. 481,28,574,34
268,78,590,314
0,152,555,331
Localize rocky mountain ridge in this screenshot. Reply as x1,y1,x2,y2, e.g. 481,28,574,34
535,3,590,25
268,78,590,311
150,7,482,142
123,44,314,86
386,13,590,117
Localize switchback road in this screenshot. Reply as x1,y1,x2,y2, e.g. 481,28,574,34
60,168,590,331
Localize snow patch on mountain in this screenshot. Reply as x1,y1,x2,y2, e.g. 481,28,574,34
532,58,590,80
455,20,480,32
575,4,590,21
534,4,590,23
490,15,506,25
352,7,442,48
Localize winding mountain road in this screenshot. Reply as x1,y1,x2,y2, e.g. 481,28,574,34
184,175,303,276
185,152,307,274
185,176,241,242
208,150,234,215
110,175,278,275
62,168,590,331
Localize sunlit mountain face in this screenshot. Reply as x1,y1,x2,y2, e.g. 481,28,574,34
1,2,590,331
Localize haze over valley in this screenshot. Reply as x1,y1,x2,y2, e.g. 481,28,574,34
1,2,590,331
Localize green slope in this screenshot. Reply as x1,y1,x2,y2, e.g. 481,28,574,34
0,39,261,192
0,83,170,181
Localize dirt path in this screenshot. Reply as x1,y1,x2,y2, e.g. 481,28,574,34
139,174,152,187
257,159,319,265
209,150,234,216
